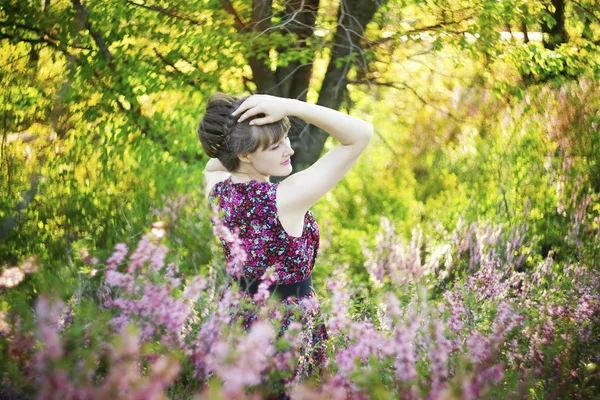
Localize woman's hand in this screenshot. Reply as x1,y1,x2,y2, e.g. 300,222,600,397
232,95,293,126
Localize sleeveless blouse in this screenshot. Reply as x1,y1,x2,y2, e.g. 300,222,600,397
207,177,320,284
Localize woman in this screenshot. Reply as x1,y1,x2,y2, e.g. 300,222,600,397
198,93,373,377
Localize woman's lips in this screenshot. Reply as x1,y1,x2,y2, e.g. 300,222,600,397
281,159,291,165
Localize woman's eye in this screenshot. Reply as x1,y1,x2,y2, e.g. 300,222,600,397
271,136,289,150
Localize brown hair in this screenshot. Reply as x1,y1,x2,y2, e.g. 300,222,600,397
198,93,291,172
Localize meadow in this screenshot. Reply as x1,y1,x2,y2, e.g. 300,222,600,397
1,1,600,398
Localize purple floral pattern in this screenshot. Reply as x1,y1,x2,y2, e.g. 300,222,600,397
208,177,320,284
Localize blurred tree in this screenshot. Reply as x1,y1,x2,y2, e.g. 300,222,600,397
1,0,599,263
2,0,599,174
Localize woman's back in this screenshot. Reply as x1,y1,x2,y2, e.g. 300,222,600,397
208,177,319,283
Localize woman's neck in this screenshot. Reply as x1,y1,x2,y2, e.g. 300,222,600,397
230,171,269,183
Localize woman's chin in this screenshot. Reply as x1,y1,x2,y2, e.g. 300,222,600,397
274,168,293,177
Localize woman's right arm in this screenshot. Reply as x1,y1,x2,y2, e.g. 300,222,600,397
204,158,230,200
205,157,228,173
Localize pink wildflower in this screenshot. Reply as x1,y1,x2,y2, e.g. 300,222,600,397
427,319,451,397
466,332,491,363
149,243,168,273
462,364,504,400
210,321,275,396
0,267,25,288
164,262,179,278
211,213,248,278
336,323,387,377
106,243,129,270
300,295,320,313
392,316,419,382
444,291,466,334
35,297,64,361
127,234,154,274
253,267,278,305
182,276,207,302
326,267,352,335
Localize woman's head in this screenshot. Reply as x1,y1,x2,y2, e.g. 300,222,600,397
198,93,292,174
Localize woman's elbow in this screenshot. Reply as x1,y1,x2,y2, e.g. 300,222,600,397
361,122,374,144
366,122,374,138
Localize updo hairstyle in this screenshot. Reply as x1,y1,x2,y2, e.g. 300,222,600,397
198,93,291,172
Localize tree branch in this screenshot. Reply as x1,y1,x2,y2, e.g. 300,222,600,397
272,0,320,100
125,0,203,25
0,33,45,45
367,13,474,48
291,0,383,171
247,0,277,93
71,0,113,62
220,0,247,31
152,47,202,89
0,31,77,60
572,0,600,25
347,79,472,123
374,129,399,158
0,20,92,50
69,0,199,163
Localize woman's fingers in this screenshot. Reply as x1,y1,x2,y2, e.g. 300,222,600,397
232,106,249,120
232,95,279,124
232,100,255,118
237,106,262,123
249,116,275,126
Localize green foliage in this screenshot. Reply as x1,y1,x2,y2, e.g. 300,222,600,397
1,0,600,397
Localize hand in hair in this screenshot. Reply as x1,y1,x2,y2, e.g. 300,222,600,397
232,95,291,126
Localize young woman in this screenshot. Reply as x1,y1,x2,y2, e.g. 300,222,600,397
198,93,373,376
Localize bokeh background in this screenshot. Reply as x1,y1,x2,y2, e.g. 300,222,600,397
1,1,599,398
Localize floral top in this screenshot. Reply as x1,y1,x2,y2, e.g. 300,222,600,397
208,177,320,284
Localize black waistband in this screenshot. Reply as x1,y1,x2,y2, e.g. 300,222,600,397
238,275,313,300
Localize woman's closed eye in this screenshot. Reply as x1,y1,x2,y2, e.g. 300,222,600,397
271,136,289,150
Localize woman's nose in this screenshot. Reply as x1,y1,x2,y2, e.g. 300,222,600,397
285,144,294,156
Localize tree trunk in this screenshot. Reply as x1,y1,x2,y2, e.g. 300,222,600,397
273,0,320,101
541,0,568,50
290,0,383,172
521,21,530,43
248,0,320,100
248,0,278,94
246,0,384,173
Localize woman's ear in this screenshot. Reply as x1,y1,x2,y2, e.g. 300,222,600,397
237,153,252,164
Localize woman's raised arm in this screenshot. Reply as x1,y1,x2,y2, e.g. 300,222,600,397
203,158,230,200
233,95,373,213
277,99,373,213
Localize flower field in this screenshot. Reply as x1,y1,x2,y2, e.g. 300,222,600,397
2,2,600,398
2,186,599,398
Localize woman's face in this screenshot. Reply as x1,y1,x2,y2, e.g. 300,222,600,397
243,134,294,177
